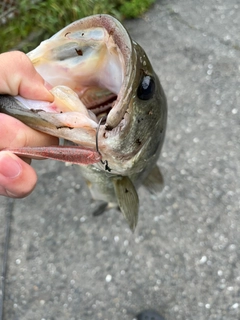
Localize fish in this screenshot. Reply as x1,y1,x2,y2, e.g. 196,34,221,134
0,14,167,231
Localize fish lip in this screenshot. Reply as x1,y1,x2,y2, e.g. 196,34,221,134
95,14,134,130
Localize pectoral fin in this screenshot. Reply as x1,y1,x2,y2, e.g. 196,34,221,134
112,176,139,231
143,165,164,194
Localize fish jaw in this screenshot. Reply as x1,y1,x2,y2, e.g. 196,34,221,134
14,85,98,132
0,94,97,149
28,30,123,96
27,15,131,101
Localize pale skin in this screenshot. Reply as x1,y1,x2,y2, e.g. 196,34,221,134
0,51,58,198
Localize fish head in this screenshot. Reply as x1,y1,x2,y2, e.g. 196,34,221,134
26,14,167,177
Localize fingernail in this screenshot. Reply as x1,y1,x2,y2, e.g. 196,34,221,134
0,154,22,178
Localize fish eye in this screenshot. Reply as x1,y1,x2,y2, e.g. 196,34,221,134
137,75,155,100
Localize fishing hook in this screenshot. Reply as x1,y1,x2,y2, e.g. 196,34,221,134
96,116,111,172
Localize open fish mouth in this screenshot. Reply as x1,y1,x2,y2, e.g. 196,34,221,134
19,14,133,132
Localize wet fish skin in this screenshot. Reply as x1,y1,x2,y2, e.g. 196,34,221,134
0,14,167,231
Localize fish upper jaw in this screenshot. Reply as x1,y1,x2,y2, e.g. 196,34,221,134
26,15,134,131
28,28,124,96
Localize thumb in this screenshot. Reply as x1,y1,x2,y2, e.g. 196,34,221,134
0,51,53,101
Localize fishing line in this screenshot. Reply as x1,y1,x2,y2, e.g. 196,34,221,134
96,116,111,172
0,199,13,320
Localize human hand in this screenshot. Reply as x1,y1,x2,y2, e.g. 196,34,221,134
0,51,58,198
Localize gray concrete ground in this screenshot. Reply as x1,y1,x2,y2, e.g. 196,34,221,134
1,0,240,319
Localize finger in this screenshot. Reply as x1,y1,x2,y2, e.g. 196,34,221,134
0,51,53,101
0,114,58,149
0,151,37,198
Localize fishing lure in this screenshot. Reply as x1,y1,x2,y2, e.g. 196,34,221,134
3,145,101,165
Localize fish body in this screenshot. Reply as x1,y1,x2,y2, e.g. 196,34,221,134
0,14,167,230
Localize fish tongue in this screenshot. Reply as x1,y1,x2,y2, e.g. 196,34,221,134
49,85,98,127
50,85,97,121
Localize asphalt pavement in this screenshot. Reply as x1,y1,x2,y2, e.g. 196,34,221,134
1,0,240,319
